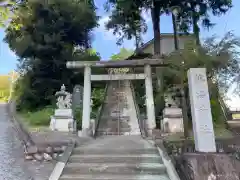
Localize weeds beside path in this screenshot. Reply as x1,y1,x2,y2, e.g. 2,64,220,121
17,106,54,131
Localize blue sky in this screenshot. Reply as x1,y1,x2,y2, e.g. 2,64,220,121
0,0,239,75
0,0,239,108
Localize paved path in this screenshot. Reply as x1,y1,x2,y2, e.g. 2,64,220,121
0,103,54,180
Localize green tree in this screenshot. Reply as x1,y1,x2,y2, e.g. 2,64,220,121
164,32,240,126
105,0,233,50
110,48,134,61
176,0,232,45
5,0,99,110
105,1,147,49
0,0,15,27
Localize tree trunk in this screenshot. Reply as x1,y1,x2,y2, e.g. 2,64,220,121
151,5,161,55
134,31,140,53
172,13,179,50
151,4,164,117
192,14,200,46
172,13,189,138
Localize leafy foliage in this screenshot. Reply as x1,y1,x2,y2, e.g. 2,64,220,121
92,88,105,110
105,0,233,48
164,32,240,93
0,0,16,27
174,0,232,43
74,107,82,130
110,48,134,61
20,106,54,126
5,0,99,110
105,0,148,47
164,32,240,124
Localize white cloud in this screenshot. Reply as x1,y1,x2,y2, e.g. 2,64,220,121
95,16,120,41
142,9,151,23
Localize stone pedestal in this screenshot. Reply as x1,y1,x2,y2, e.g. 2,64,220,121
162,107,183,133
176,153,240,180
50,109,74,132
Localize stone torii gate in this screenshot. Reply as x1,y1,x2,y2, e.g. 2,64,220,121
66,59,165,136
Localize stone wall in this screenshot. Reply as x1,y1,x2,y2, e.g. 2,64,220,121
160,138,240,180
176,153,240,180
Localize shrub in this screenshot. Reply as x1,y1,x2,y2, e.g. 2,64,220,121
210,99,224,124
73,107,99,130
74,107,82,130
20,107,54,126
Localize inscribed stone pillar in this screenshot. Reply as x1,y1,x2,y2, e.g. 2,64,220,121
72,85,83,110
144,64,156,134
82,66,91,135
187,68,216,152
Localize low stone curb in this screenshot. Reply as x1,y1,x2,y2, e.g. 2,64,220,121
145,138,181,180
7,100,35,147
7,100,76,161
49,142,76,180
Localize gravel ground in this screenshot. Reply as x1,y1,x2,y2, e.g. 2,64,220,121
0,103,55,180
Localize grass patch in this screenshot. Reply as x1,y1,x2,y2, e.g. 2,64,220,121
18,106,54,127
214,123,233,138
163,124,233,142
0,97,8,102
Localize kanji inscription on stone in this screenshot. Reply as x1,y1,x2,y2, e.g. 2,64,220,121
188,68,216,152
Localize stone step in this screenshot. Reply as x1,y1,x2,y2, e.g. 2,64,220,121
97,126,131,129
100,117,130,121
99,121,131,125
96,127,131,132
96,131,133,136
96,129,132,134
73,147,158,155
63,163,166,175
97,124,131,128
68,154,163,164
60,174,170,180
97,125,131,130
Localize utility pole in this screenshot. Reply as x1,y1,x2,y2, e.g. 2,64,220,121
171,7,189,138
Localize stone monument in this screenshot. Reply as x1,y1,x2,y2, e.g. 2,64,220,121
188,68,216,152
49,84,74,132
72,84,83,110
162,90,184,133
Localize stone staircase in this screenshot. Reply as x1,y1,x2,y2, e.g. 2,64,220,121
59,136,171,180
96,80,140,136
